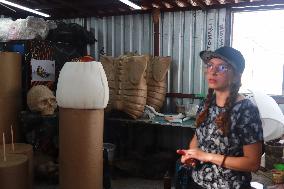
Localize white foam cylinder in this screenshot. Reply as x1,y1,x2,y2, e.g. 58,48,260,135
56,61,109,189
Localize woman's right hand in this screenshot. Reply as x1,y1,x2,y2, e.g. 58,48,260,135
177,149,199,167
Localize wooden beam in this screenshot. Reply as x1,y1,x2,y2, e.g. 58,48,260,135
152,8,160,56
162,0,176,9
204,0,220,5
204,0,212,5
141,0,153,10
152,0,164,9
216,0,226,4
175,0,190,7
191,0,206,9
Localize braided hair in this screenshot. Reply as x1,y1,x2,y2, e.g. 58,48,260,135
195,88,214,127
195,77,241,135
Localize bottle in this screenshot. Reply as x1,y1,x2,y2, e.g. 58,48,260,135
164,171,171,189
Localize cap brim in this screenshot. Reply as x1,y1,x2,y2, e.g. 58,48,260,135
199,50,237,71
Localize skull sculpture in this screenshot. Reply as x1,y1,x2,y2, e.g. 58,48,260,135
27,85,57,115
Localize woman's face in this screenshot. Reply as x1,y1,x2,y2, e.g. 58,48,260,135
205,58,235,92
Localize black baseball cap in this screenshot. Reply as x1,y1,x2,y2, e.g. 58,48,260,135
200,46,245,74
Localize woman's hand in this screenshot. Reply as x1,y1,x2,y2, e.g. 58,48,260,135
177,149,189,164
187,148,213,162
177,148,213,164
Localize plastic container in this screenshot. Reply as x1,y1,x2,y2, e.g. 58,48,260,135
103,143,116,162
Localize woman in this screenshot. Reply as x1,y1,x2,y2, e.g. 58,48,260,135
176,46,263,189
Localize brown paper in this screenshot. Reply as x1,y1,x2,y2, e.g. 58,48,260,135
59,108,104,189
146,56,171,111
0,97,22,142
0,143,33,189
0,52,22,143
0,52,22,98
152,56,171,82
0,154,28,189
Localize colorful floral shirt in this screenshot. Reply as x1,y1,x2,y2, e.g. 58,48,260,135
192,98,263,189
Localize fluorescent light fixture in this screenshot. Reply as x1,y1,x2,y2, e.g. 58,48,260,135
119,0,141,10
0,0,50,17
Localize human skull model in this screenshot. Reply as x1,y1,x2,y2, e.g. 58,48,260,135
27,85,57,115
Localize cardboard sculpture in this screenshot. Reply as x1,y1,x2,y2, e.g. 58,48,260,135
101,55,148,119
115,55,148,119
0,52,22,143
146,56,171,112
101,54,171,119
27,85,57,115
56,61,109,189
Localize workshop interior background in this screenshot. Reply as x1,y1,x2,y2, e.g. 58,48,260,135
0,0,284,189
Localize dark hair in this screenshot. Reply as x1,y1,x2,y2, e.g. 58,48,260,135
195,80,241,135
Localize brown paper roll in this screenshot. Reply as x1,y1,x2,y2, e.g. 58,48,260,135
0,52,22,143
0,154,28,189
0,143,34,189
0,52,22,98
59,108,104,189
0,97,22,143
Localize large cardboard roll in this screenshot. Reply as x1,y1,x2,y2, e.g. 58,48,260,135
0,52,22,98
59,108,104,189
0,143,33,189
0,97,22,143
0,52,22,143
0,154,28,189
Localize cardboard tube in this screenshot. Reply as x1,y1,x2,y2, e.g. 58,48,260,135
0,52,22,143
0,52,22,98
0,154,28,189
59,108,104,189
0,143,33,189
0,97,22,143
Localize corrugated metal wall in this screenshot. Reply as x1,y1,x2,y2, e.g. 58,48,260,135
160,9,228,96
88,14,153,61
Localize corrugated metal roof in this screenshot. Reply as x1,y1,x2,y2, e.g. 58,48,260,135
0,0,283,18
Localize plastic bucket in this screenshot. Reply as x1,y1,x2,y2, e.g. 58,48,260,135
103,143,116,162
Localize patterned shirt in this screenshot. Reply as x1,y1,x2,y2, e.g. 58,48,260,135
192,98,263,189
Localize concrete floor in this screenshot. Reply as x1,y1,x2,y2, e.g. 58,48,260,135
34,177,164,189
33,171,274,189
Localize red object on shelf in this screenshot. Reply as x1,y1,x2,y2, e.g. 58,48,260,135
80,55,95,62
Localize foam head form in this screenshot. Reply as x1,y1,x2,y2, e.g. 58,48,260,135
56,61,109,109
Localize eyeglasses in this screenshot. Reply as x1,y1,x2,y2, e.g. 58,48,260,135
205,62,230,74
